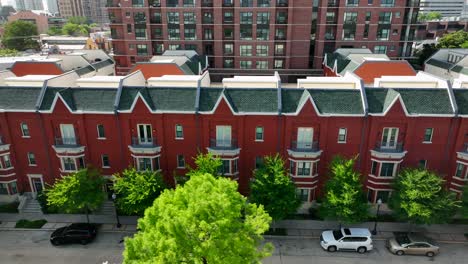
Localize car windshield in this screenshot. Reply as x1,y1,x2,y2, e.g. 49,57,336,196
395,233,411,245
332,230,343,240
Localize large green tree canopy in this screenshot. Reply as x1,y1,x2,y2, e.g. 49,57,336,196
123,173,273,264
113,168,167,216
437,30,468,49
250,154,300,221
1,20,39,51
389,168,460,225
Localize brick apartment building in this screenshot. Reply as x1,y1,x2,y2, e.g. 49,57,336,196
108,0,421,81
0,71,467,208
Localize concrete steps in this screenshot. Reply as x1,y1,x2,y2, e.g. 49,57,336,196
21,199,42,214
95,200,115,215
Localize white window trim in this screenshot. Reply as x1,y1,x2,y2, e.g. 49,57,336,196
59,156,83,173
27,153,37,167
101,155,110,169
175,124,184,140
422,128,433,144
454,162,468,181
255,126,264,142
133,155,161,172
21,123,30,138
337,128,347,143
0,154,13,171
27,174,44,194
0,179,18,195
379,161,398,178
137,123,153,144
177,155,185,169
289,159,319,178
381,127,399,149
97,125,106,140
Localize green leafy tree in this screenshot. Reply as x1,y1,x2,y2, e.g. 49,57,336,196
1,21,39,51
415,43,438,66
320,156,369,226
123,173,273,263
46,167,106,223
68,16,89,25
0,48,19,57
437,30,468,49
187,152,222,177
113,168,167,216
250,154,301,222
389,168,460,226
418,12,442,22
47,27,63,36
460,184,468,219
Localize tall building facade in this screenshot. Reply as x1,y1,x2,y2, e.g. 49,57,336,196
57,0,83,18
108,0,420,80
46,0,60,14
16,0,44,10
419,0,467,18
82,0,109,25
0,73,467,206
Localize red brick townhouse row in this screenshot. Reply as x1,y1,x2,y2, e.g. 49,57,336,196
0,71,468,207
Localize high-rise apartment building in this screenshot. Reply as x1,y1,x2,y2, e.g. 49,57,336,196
15,0,43,10
108,0,420,80
46,0,60,14
419,0,467,18
57,0,83,18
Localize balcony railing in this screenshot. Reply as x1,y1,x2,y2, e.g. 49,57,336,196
54,137,81,147
290,141,320,152
131,137,159,148
374,142,404,153
210,138,238,150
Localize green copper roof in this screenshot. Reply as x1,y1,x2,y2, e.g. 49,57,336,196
308,89,364,115
224,89,278,113
118,87,140,111
146,87,197,111
198,88,223,112
0,86,41,110
366,88,400,113
453,89,468,115
281,89,304,113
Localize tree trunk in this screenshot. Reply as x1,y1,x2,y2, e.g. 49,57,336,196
202,257,207,264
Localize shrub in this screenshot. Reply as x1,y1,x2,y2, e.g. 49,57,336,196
15,219,47,228
36,191,58,214
0,201,19,213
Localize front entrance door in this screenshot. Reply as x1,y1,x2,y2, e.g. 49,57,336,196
30,177,44,198
105,182,114,200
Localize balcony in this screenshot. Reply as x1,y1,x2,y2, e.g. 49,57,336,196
128,137,161,154
276,0,288,7
287,141,322,159
371,142,407,159
207,138,240,156
53,137,85,154
149,1,161,7
202,1,213,7
0,136,10,153
456,143,468,161
222,1,234,7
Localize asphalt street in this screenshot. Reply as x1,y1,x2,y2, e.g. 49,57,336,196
0,230,466,264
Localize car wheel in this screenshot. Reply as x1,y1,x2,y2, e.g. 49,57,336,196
51,239,61,246
327,246,337,252
357,247,367,254
396,250,404,256
426,252,435,257
80,239,88,245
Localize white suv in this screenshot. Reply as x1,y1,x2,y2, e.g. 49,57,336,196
320,228,373,253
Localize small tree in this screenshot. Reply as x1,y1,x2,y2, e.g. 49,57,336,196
187,152,222,177
46,167,105,223
320,156,369,226
437,30,468,49
123,173,273,263
460,184,468,219
113,168,167,216
389,168,460,226
415,43,438,66
1,21,39,51
47,27,63,36
0,48,19,57
250,154,301,222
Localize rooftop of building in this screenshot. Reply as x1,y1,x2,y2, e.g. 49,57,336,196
0,71,465,116
425,49,468,75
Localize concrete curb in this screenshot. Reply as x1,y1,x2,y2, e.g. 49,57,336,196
263,235,468,244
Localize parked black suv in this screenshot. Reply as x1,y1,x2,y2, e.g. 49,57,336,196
50,223,97,245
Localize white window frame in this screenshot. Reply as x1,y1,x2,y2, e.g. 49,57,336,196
338,128,347,143
60,124,77,145
216,125,232,147
379,162,397,177
102,154,110,168
60,157,78,172
381,127,398,149
21,122,30,138
454,162,468,180
255,126,264,142
297,161,312,177
296,188,311,202
27,152,36,166
177,154,185,168
423,128,433,143
175,124,184,139
134,155,160,172
2,154,12,169
97,124,106,139
297,127,313,149
137,124,153,144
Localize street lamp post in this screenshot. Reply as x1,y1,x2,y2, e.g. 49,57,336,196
372,198,383,235
111,193,122,228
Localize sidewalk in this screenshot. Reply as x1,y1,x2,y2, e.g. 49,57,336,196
1,213,467,243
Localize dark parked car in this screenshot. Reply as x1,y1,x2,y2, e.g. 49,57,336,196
50,223,97,245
